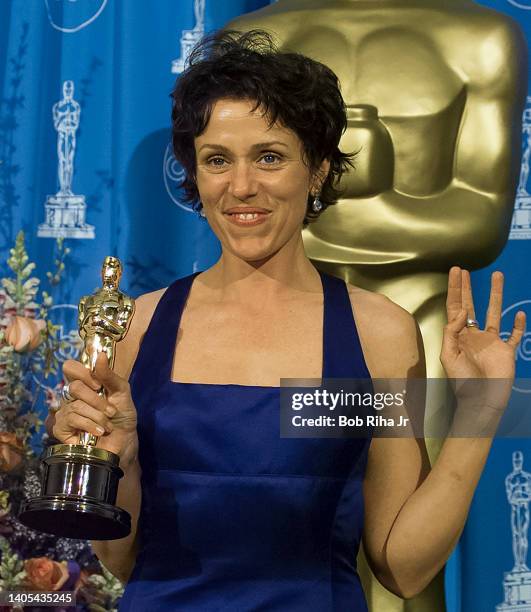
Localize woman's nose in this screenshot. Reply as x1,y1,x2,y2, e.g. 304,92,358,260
227,162,258,200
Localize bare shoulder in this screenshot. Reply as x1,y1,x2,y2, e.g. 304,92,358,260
345,283,425,379
345,283,414,328
113,287,167,380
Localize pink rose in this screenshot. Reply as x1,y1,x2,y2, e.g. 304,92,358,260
0,433,24,473
24,558,69,591
4,316,46,352
23,305,37,319
2,306,17,321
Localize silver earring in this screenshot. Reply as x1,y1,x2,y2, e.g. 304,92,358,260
312,194,323,213
198,208,206,218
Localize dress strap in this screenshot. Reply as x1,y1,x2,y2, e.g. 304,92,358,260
319,271,372,380
130,272,200,388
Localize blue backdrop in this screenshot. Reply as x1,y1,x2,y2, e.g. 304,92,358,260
0,1,529,610
451,2,531,610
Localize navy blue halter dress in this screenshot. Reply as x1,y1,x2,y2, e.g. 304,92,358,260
118,270,373,611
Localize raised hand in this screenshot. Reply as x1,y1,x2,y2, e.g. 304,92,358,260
440,266,526,411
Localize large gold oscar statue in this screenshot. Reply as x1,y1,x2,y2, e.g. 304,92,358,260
228,1,527,610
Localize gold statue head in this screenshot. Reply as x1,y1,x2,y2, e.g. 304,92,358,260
101,256,122,289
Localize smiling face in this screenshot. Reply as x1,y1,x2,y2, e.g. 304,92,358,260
194,98,328,264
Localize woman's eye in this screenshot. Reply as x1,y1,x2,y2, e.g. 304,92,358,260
260,153,281,164
205,153,281,167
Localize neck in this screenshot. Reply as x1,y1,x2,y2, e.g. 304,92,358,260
200,231,322,306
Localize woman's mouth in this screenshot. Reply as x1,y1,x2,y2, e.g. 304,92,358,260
224,211,271,227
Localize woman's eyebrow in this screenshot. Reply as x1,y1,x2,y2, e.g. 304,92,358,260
198,141,289,153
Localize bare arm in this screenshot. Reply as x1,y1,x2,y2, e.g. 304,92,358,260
360,297,432,597
361,302,488,598
362,268,525,597
91,450,142,583
380,433,494,597
89,289,165,582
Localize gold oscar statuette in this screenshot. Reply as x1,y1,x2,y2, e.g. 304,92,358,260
19,256,135,540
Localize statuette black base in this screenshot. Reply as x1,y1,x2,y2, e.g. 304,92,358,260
18,443,131,540
19,495,131,540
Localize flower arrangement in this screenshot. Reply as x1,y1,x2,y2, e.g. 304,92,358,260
0,232,124,611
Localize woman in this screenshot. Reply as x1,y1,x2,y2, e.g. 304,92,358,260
52,31,526,610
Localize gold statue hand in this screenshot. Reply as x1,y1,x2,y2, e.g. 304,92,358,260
90,313,126,338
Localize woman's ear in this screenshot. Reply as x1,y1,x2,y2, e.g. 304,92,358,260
311,158,331,194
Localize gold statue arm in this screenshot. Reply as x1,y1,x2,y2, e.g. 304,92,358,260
303,19,527,271
455,20,527,196
115,300,135,329
77,296,87,341
79,299,134,341
229,10,527,271
90,313,128,339
96,300,134,339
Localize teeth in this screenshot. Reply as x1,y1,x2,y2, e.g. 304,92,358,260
235,213,259,220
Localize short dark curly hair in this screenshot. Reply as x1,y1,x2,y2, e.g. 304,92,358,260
171,29,355,226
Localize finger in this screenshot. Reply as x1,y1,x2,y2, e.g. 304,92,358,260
446,266,462,322
63,400,113,434
461,269,476,321
63,410,110,437
507,311,527,348
67,380,111,416
485,271,504,334
92,352,129,394
441,308,467,361
44,412,56,438
63,359,101,392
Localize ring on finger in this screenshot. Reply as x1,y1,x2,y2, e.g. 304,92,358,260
466,318,480,328
61,383,74,403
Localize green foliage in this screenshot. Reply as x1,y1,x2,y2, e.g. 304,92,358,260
45,237,70,287
0,536,26,591
39,237,72,379
80,563,124,612
2,232,40,314
0,232,69,442
0,490,10,511
0,233,70,444
0,233,125,609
